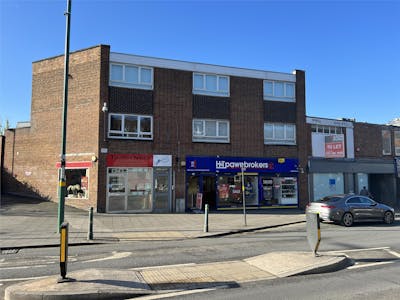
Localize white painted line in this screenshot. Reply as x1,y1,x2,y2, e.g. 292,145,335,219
384,248,400,258
348,261,394,270
83,251,131,263
0,265,48,270
126,285,230,300
328,247,390,253
0,275,50,282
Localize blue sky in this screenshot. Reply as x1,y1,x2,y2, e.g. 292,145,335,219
0,0,399,128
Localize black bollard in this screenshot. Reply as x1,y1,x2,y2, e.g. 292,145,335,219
87,207,93,240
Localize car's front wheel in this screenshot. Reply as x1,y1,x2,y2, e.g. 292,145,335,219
341,212,354,227
383,211,394,224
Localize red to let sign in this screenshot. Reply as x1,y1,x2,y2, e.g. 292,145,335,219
325,135,345,158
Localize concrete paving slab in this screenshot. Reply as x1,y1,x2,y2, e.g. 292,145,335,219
5,268,153,300
245,251,350,277
5,251,349,300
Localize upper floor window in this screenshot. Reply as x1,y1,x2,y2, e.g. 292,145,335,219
193,119,229,143
109,113,153,140
110,63,153,90
264,123,296,145
264,80,295,102
382,129,392,155
311,125,344,134
395,131,400,156
193,73,229,97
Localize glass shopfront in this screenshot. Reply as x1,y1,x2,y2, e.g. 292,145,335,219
260,176,298,206
106,154,172,213
108,167,153,212
312,173,344,201
186,156,299,209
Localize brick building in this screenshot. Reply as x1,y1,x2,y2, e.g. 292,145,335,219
307,116,400,208
1,45,308,212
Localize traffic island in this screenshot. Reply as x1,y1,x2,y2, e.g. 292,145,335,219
5,252,351,300
4,269,153,300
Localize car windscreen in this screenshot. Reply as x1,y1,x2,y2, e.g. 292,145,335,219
318,196,343,203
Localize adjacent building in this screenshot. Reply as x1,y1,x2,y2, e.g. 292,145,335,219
1,45,308,212
307,116,400,208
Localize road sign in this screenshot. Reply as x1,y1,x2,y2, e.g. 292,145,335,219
306,213,321,256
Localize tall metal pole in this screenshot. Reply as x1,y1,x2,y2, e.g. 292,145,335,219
242,168,247,226
58,0,72,232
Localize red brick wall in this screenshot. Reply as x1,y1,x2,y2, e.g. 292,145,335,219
354,122,394,159
3,45,110,211
105,68,307,208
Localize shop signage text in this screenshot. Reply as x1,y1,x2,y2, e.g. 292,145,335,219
107,154,153,167
187,156,298,173
106,154,172,168
216,160,273,170
325,135,345,158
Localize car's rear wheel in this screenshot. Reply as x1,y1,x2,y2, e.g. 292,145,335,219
341,212,354,227
383,211,394,224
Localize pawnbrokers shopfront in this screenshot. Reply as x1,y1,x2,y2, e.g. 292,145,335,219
186,156,299,210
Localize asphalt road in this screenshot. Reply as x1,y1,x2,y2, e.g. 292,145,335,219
168,262,400,300
1,221,399,299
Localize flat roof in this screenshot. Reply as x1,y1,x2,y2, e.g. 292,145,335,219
110,52,297,82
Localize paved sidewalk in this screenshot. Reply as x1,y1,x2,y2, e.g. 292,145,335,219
0,195,306,249
1,195,353,300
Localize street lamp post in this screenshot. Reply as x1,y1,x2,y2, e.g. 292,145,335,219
241,167,247,226
58,0,72,232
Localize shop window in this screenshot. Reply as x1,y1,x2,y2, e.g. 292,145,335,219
193,73,229,97
110,63,153,90
107,168,153,212
66,169,88,199
109,113,153,140
264,123,296,145
218,175,243,207
217,175,258,207
193,119,230,143
263,80,295,102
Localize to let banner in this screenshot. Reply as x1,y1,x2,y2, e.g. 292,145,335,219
325,135,345,158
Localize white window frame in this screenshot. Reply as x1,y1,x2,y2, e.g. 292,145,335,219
311,125,344,134
192,119,230,143
108,113,153,140
264,123,296,145
263,80,295,102
110,63,153,90
193,73,230,97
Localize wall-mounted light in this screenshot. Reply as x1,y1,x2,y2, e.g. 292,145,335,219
102,102,108,142
102,102,108,113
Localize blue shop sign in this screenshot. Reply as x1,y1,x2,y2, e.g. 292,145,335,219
186,156,298,173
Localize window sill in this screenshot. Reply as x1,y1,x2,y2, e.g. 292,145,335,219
193,90,229,97
193,138,230,143
264,96,296,102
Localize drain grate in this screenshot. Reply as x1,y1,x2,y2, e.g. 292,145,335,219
1,248,20,255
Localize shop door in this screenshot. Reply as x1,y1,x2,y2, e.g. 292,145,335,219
153,168,171,213
202,176,216,210
108,173,126,212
